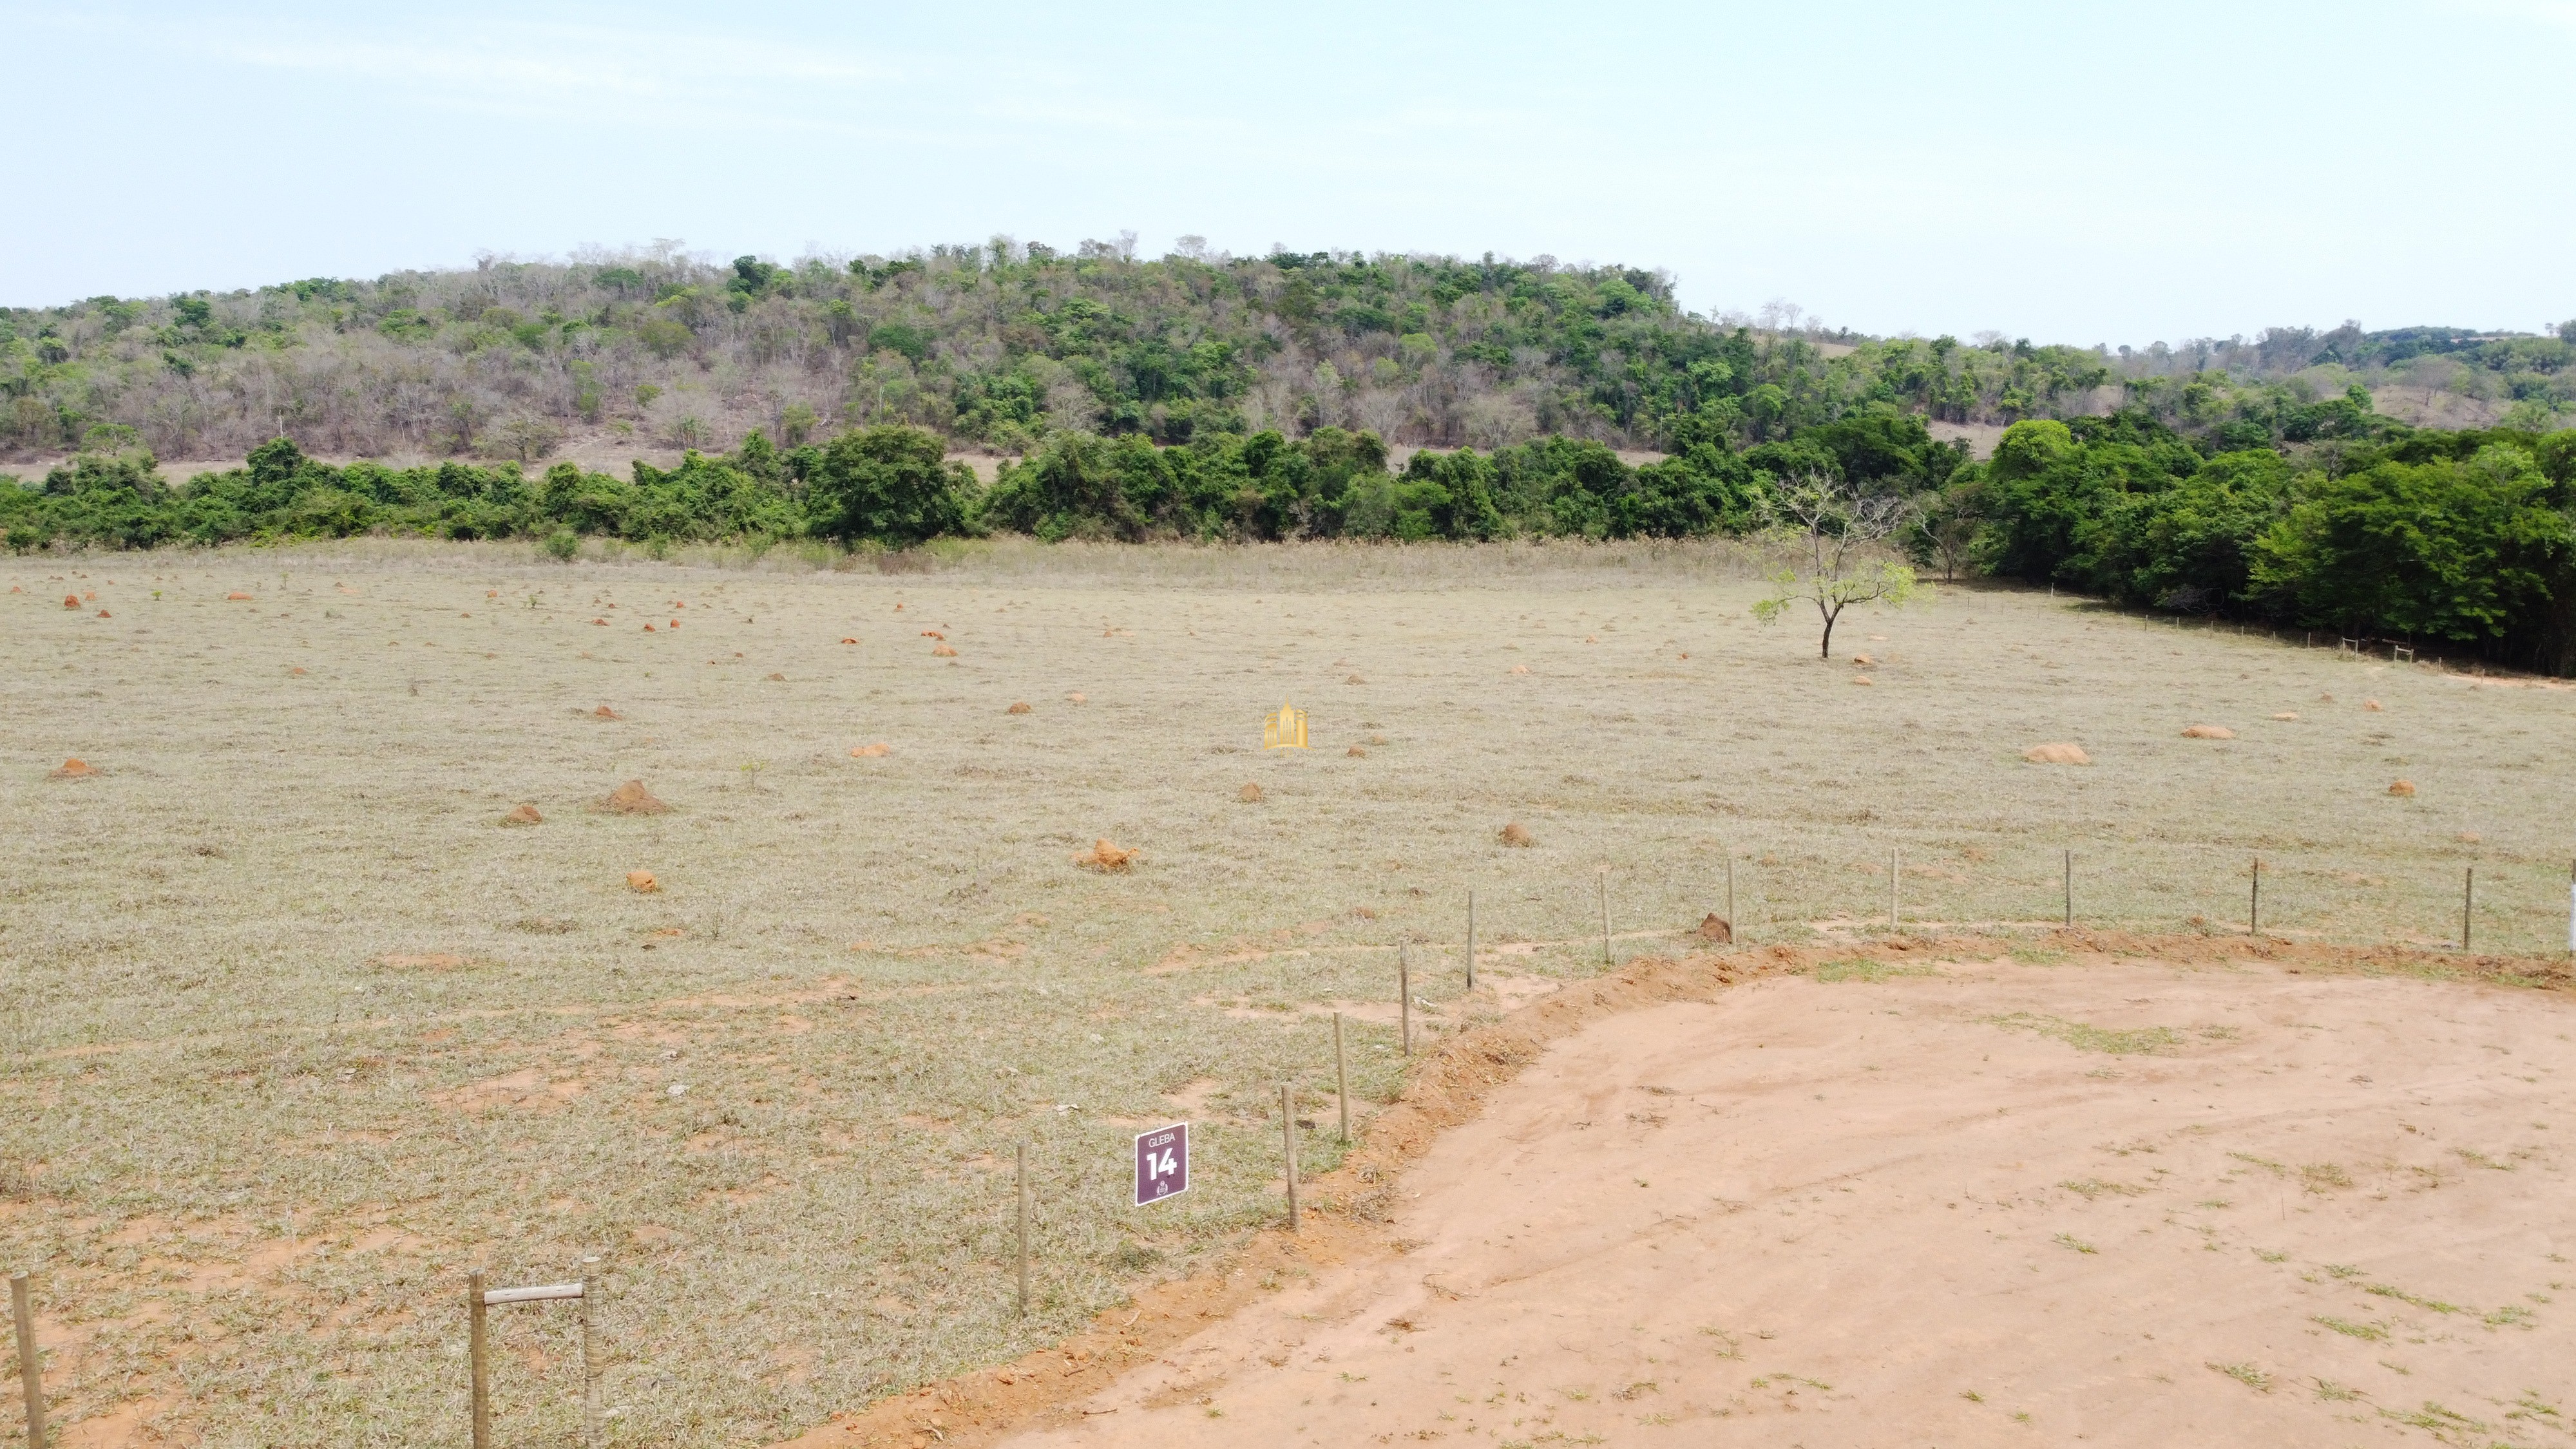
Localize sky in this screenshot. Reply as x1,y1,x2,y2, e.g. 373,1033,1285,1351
6,0,2572,346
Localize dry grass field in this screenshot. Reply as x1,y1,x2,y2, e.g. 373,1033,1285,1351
3,536,2572,1446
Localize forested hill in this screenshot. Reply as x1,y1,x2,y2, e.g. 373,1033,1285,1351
6,242,2570,466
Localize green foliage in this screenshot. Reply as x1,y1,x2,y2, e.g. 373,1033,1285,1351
2248,446,2571,641
806,426,972,547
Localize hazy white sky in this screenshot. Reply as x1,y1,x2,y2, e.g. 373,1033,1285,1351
6,0,2571,345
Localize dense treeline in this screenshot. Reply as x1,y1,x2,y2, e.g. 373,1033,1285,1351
10,239,2576,671
14,396,2576,671
1958,411,2576,672
9,242,2567,468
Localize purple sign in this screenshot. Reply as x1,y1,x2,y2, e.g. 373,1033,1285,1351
1134,1123,1188,1206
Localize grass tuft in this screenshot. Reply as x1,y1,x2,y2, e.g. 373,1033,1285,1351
1987,1012,2182,1056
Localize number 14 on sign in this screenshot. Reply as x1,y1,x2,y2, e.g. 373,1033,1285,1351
1134,1124,1189,1206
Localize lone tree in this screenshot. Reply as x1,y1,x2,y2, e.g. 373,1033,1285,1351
1752,476,1920,658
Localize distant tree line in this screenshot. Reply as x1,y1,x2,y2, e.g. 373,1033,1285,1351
8,242,2566,469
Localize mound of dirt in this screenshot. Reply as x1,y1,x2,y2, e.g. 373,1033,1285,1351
840,637,858,644
921,630,944,639
593,705,621,720
1067,692,1088,704
1851,674,1874,686
2320,692,2336,701
932,643,957,657
95,609,110,618
49,758,95,779
2181,724,2235,739
2271,712,2298,721
1696,912,1733,943
1007,701,1033,714
1239,783,1263,802
1346,744,1367,757
767,672,787,681
850,743,892,757
625,869,660,893
1853,653,1874,665
1073,838,1138,871
289,667,307,676
1509,664,1529,674
2389,779,2417,797
1499,821,1534,848
2364,698,2383,711
1345,673,1365,685
225,591,251,601
601,780,668,815
2021,743,2091,765
501,804,543,826
61,594,79,609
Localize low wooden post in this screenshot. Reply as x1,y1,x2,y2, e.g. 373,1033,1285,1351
2249,857,2261,936
12,1272,41,1449
1333,1012,1350,1144
468,1269,490,1449
2063,849,2073,929
1398,946,1411,1057
2462,866,2474,952
1599,871,1612,965
579,1258,600,1449
1015,1141,1030,1316
1464,889,1476,991
1280,1083,1299,1232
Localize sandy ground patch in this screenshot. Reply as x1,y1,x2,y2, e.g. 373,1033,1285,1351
990,960,2573,1446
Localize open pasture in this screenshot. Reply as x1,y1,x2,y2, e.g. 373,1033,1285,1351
3,537,2571,1446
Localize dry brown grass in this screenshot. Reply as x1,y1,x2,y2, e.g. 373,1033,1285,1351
5,537,2574,1446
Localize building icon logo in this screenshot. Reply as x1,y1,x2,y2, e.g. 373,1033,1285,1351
1263,699,1308,750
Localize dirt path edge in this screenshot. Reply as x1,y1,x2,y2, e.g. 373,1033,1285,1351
773,930,2571,1448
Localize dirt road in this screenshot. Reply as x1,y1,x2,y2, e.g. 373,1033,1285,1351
994,960,2571,1446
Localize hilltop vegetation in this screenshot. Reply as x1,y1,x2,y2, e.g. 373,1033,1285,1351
7,241,2568,466
8,241,2576,670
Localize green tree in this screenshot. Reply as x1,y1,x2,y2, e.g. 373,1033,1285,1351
1752,477,1920,658
2249,446,2570,641
805,425,971,546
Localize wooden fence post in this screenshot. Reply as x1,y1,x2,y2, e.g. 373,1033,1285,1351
1465,890,1476,991
1725,855,1735,940
579,1258,600,1449
1398,946,1411,1057
11,1273,41,1449
1333,1012,1350,1143
1280,1083,1299,1232
468,1269,489,1449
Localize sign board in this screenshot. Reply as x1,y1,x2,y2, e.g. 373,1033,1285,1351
1133,1122,1189,1206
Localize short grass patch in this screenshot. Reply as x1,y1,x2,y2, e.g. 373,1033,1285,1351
1987,1012,2182,1056
1812,958,1936,983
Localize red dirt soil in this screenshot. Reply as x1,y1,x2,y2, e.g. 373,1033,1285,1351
774,934,2574,1449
